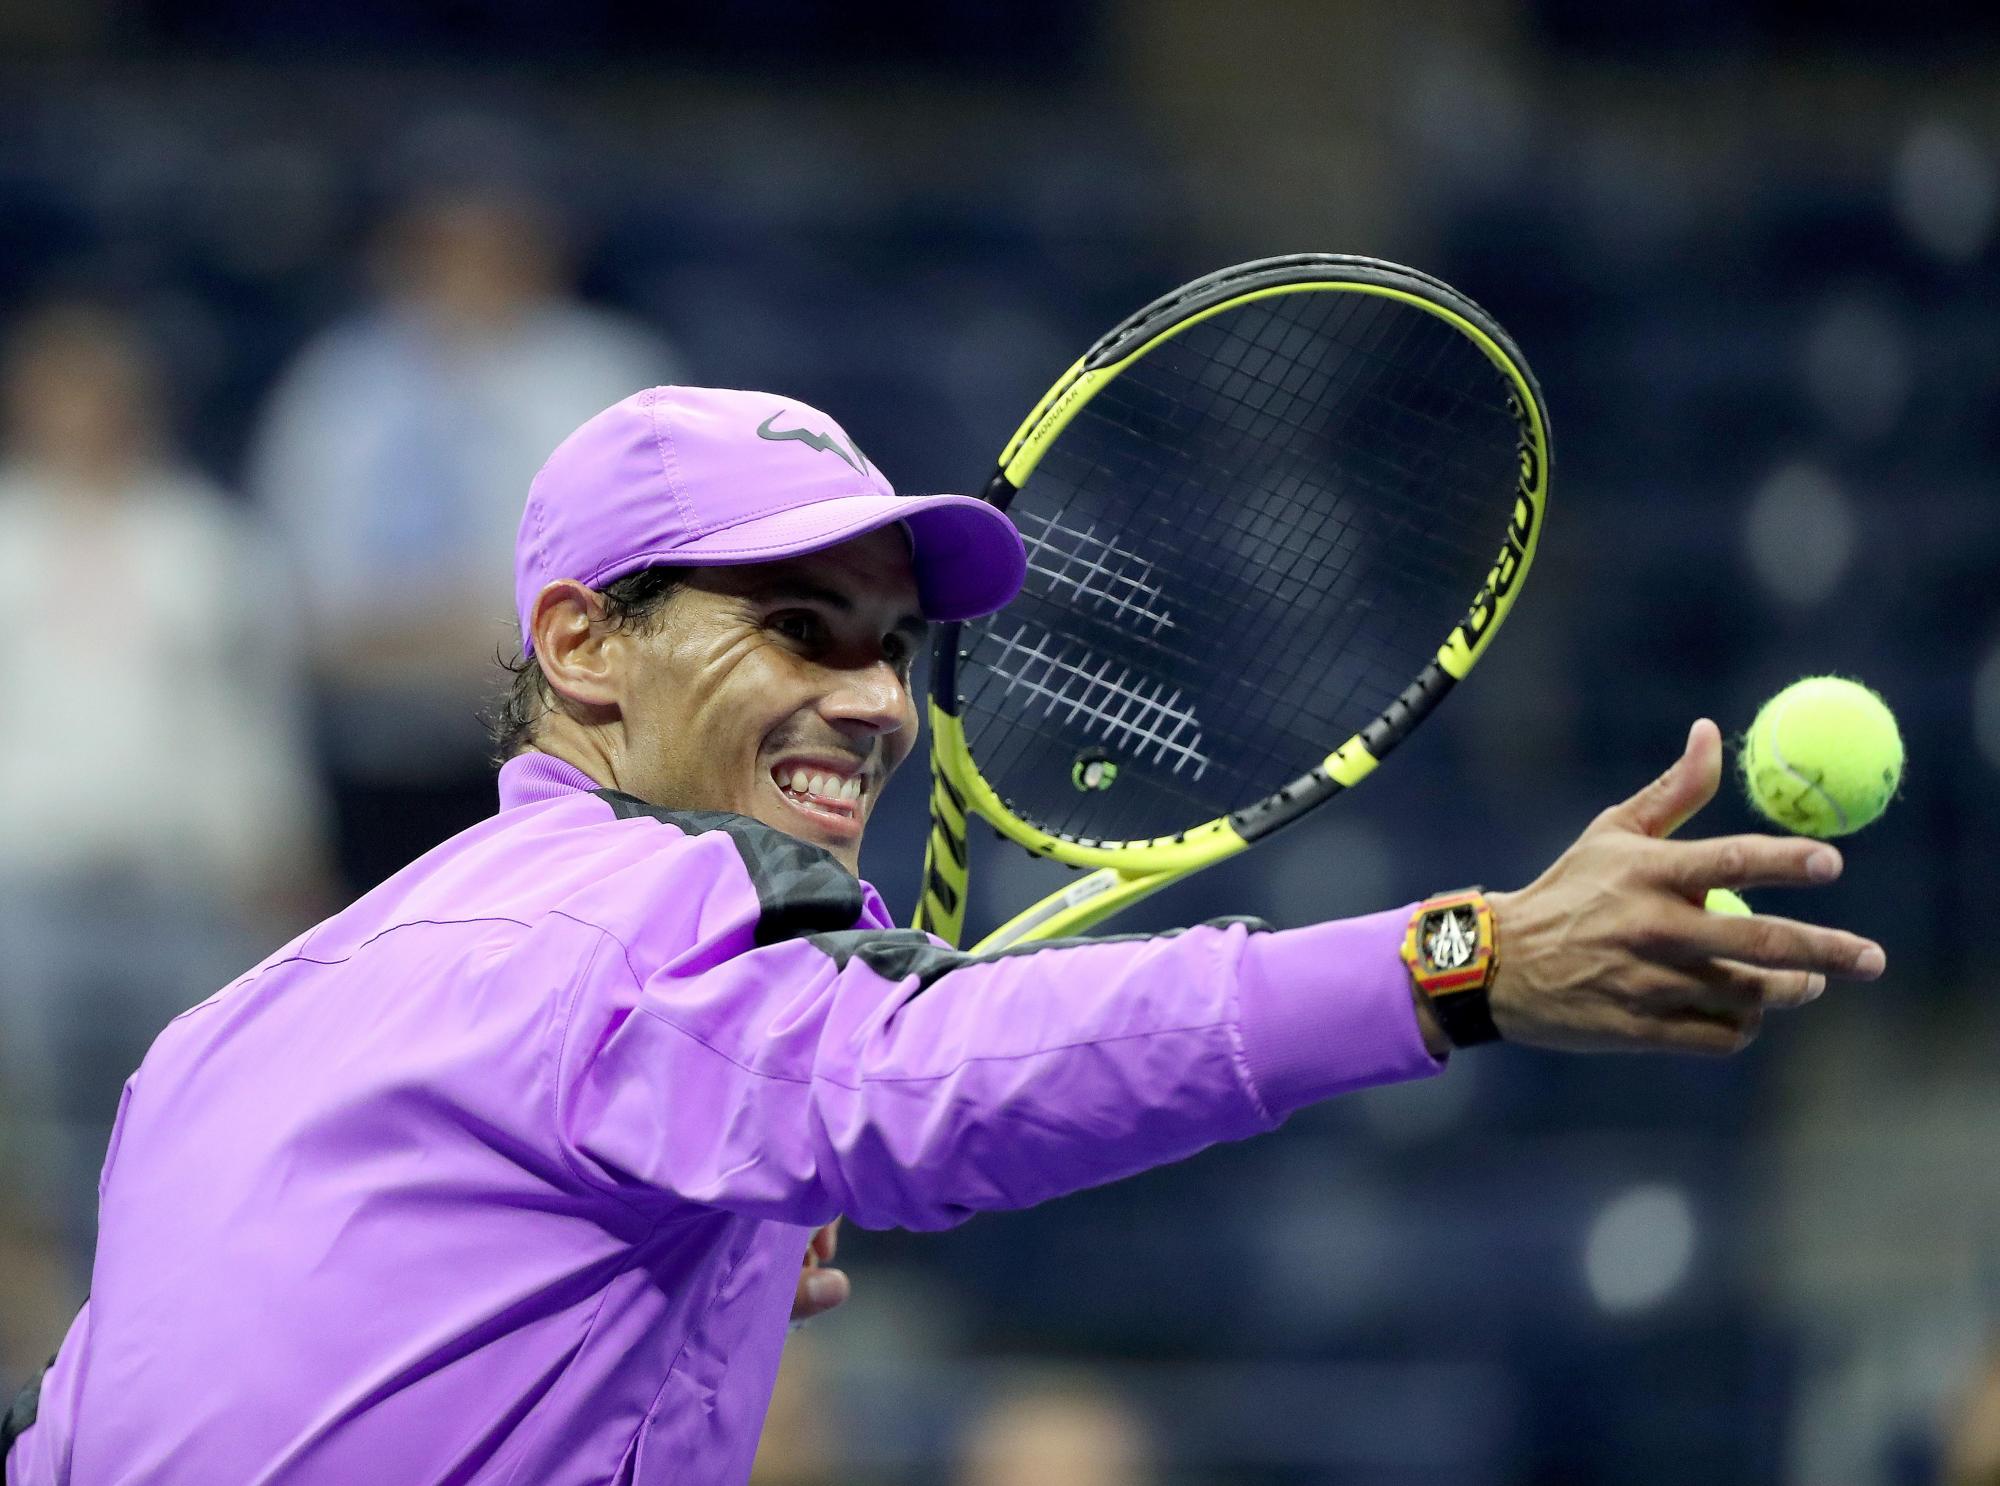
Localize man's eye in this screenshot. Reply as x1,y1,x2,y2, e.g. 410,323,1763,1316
883,633,910,667
772,612,825,645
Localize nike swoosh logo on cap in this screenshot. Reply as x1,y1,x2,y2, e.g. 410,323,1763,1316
756,411,871,476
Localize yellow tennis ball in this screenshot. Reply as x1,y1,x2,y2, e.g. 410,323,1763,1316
1704,887,1752,916
1740,676,1903,838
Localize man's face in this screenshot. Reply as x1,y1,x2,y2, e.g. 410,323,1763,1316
613,527,925,875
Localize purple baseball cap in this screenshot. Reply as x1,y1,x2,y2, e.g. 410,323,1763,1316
514,386,1026,652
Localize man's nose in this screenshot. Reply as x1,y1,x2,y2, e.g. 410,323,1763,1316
822,660,911,737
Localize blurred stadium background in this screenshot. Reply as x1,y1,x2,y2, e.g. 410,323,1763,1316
2,1,1997,1481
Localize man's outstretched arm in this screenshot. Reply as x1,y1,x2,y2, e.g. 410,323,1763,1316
561,719,1880,1230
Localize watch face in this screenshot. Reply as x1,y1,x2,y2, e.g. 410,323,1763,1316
1422,904,1481,973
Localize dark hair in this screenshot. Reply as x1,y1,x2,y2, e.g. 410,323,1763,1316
487,567,684,763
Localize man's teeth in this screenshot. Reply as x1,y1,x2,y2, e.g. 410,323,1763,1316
781,769,861,804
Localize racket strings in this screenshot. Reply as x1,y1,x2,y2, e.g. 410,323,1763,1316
1010,509,1178,634
978,623,1215,780
975,354,1480,824
1097,305,1501,655
957,285,1524,842
1067,305,1501,759
1074,303,1494,750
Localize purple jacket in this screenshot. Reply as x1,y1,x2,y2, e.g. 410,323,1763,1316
7,753,1439,1485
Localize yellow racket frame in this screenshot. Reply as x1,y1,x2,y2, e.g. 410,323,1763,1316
914,263,1549,952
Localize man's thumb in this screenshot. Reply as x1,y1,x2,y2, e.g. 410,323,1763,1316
1600,718,1722,838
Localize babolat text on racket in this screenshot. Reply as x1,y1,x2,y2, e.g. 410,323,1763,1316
912,254,1549,951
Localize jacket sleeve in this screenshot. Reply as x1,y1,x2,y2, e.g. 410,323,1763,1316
558,906,1443,1232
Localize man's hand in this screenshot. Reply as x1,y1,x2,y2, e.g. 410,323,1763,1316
1475,718,1886,1056
789,1220,849,1324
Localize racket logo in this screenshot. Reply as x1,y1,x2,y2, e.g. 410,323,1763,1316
1455,417,1544,648
755,411,872,475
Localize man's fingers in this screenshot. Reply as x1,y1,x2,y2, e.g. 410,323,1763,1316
1692,909,1886,979
1657,834,1844,893
1599,719,1722,839
1662,1006,1763,1057
1688,959,1826,1014
1599,997,1761,1055
1756,966,1827,1011
792,1266,850,1322
810,1220,840,1265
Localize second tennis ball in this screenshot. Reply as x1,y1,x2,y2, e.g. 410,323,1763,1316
1704,887,1752,916
1740,676,1903,838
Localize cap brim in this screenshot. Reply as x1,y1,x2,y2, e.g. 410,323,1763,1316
647,492,1026,622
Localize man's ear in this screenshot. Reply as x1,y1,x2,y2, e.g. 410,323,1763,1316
530,580,622,711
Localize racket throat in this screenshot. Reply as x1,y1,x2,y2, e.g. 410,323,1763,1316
976,868,1147,953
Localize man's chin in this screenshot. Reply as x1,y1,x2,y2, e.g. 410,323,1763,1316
750,794,865,873
769,820,862,875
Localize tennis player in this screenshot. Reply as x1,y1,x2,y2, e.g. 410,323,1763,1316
3,387,1884,1484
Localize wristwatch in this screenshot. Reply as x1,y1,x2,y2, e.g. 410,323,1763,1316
1401,888,1502,1048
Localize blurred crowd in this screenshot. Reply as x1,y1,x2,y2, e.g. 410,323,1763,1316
1,2,1998,1481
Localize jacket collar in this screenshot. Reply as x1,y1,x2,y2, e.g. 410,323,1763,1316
496,751,601,810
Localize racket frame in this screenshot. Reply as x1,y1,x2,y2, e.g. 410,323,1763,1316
914,255,1550,952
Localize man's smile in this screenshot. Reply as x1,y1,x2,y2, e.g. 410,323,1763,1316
766,753,869,842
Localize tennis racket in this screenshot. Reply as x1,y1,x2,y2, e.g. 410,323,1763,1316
911,253,1549,952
